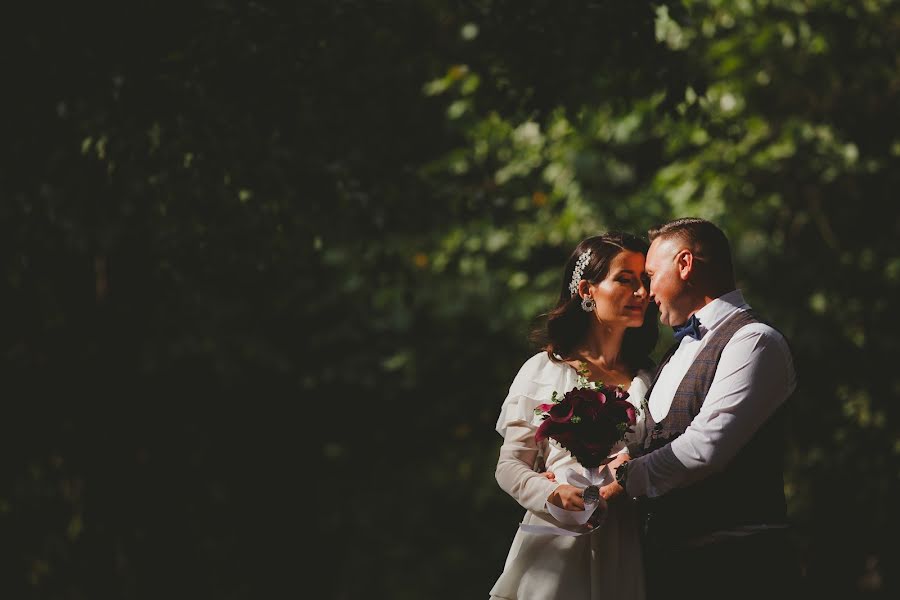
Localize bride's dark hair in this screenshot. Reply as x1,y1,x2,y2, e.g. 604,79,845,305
532,232,659,371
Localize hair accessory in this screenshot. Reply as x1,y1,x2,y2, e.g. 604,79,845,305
569,249,592,296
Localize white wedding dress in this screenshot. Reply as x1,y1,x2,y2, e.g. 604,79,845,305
490,352,649,600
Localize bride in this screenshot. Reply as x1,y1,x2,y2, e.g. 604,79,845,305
490,232,658,600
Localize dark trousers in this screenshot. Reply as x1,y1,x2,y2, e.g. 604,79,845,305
644,529,801,600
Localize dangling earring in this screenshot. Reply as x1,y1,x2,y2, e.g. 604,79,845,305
581,296,595,312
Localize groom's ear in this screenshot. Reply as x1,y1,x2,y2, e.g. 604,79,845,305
676,249,694,280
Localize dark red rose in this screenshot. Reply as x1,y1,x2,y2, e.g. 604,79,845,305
609,399,637,425
623,403,637,425
535,420,574,445
535,382,638,468
547,399,575,423
582,395,609,420
567,387,603,405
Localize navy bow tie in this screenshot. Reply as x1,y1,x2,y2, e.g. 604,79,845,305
673,314,703,342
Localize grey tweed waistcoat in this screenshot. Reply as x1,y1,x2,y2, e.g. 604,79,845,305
638,309,789,547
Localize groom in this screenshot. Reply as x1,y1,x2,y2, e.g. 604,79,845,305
602,218,799,599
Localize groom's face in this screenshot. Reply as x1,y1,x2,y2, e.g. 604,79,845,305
645,237,689,327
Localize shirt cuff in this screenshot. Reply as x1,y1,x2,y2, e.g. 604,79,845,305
625,444,687,498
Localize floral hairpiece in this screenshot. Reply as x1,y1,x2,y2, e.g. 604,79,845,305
568,249,592,296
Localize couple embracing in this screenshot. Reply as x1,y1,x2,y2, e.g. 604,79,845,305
491,218,798,600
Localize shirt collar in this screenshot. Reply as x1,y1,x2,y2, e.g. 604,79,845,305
692,289,749,334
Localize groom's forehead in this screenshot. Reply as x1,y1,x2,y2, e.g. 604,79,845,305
647,237,676,262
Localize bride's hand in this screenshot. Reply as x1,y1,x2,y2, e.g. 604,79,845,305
547,484,585,511
540,471,556,481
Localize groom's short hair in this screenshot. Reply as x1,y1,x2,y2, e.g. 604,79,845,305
648,218,735,287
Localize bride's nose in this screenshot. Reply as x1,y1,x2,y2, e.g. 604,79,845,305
633,281,648,299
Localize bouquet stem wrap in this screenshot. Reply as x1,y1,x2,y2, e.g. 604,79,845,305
518,465,611,537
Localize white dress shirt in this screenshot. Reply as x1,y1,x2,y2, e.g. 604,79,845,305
627,290,797,498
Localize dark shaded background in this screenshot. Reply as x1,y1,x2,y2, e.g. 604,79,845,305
1,1,897,598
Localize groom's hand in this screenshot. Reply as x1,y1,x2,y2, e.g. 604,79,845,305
547,484,586,511
599,480,624,501
600,458,629,500
607,453,630,470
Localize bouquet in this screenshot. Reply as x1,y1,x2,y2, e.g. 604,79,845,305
534,363,637,468
523,363,637,533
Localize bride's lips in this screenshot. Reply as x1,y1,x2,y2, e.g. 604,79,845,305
625,305,644,312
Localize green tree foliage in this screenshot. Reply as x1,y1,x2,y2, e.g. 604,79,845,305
0,1,896,598
420,2,898,597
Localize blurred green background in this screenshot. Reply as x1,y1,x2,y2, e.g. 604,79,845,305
1,1,897,598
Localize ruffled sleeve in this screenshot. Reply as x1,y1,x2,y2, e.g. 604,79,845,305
495,352,573,437
494,352,573,513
